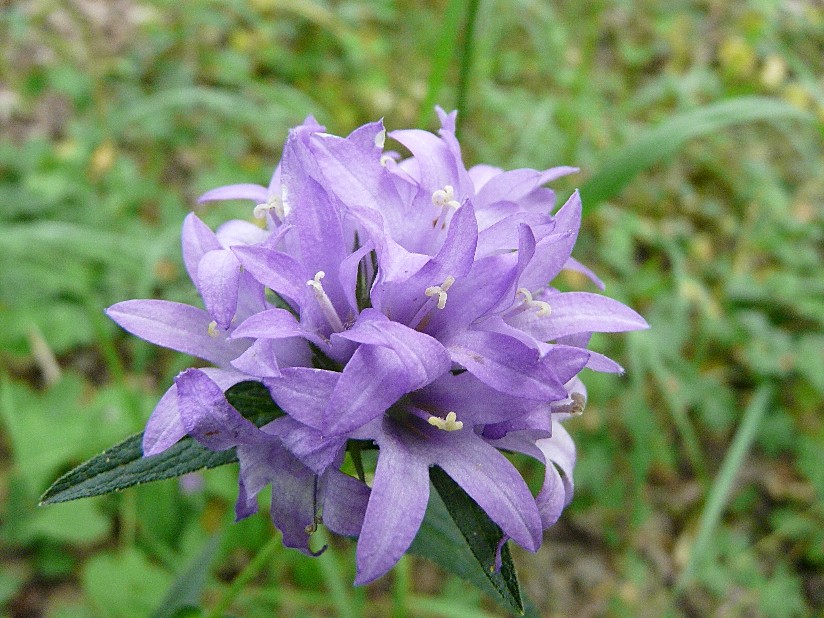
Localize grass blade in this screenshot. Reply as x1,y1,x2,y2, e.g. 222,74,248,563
417,0,465,125
581,96,814,209
454,0,481,134
151,534,222,618
676,384,774,592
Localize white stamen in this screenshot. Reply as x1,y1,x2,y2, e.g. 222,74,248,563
408,275,456,330
306,271,345,333
431,185,461,231
380,154,395,167
431,185,461,210
513,287,552,317
533,301,552,317
253,193,286,221
207,320,220,338
428,411,463,431
374,129,386,149
424,275,455,310
516,288,534,304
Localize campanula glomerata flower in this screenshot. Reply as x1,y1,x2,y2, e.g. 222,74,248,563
108,108,648,585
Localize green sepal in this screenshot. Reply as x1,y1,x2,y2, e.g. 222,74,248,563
409,466,528,616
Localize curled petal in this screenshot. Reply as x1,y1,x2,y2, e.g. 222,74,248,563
448,330,567,401
268,450,322,554
181,213,221,289
536,420,576,508
142,368,248,456
336,309,451,389
175,369,261,450
265,367,339,430
323,345,411,436
197,249,242,329
198,183,268,204
231,245,307,307
518,191,582,290
231,339,282,378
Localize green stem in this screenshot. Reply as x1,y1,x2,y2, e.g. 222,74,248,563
455,0,482,134
391,554,410,618
205,535,281,618
350,442,366,484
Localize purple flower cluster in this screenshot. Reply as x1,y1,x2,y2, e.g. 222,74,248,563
108,108,648,584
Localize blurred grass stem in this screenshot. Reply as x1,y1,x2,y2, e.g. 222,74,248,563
204,534,281,618
455,0,481,134
315,528,359,618
675,384,774,593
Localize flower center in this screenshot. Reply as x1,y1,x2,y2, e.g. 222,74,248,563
306,271,345,333
428,411,463,431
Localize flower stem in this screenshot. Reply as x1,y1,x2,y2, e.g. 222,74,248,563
205,534,281,618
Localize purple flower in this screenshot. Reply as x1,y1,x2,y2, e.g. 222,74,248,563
109,108,648,585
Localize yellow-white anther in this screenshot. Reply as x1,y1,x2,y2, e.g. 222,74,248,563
380,154,395,167
306,271,344,333
207,320,220,338
253,193,286,221
307,271,326,289
533,301,552,317
425,275,455,310
431,185,461,210
428,411,463,431
516,288,534,304
515,287,552,317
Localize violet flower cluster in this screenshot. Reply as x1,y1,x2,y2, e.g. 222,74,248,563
107,108,648,585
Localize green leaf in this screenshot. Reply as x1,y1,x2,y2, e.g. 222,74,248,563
410,467,532,617
39,381,282,505
38,431,235,505
83,549,173,618
581,96,815,209
19,499,110,545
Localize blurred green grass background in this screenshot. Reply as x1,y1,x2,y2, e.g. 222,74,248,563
1,0,822,616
